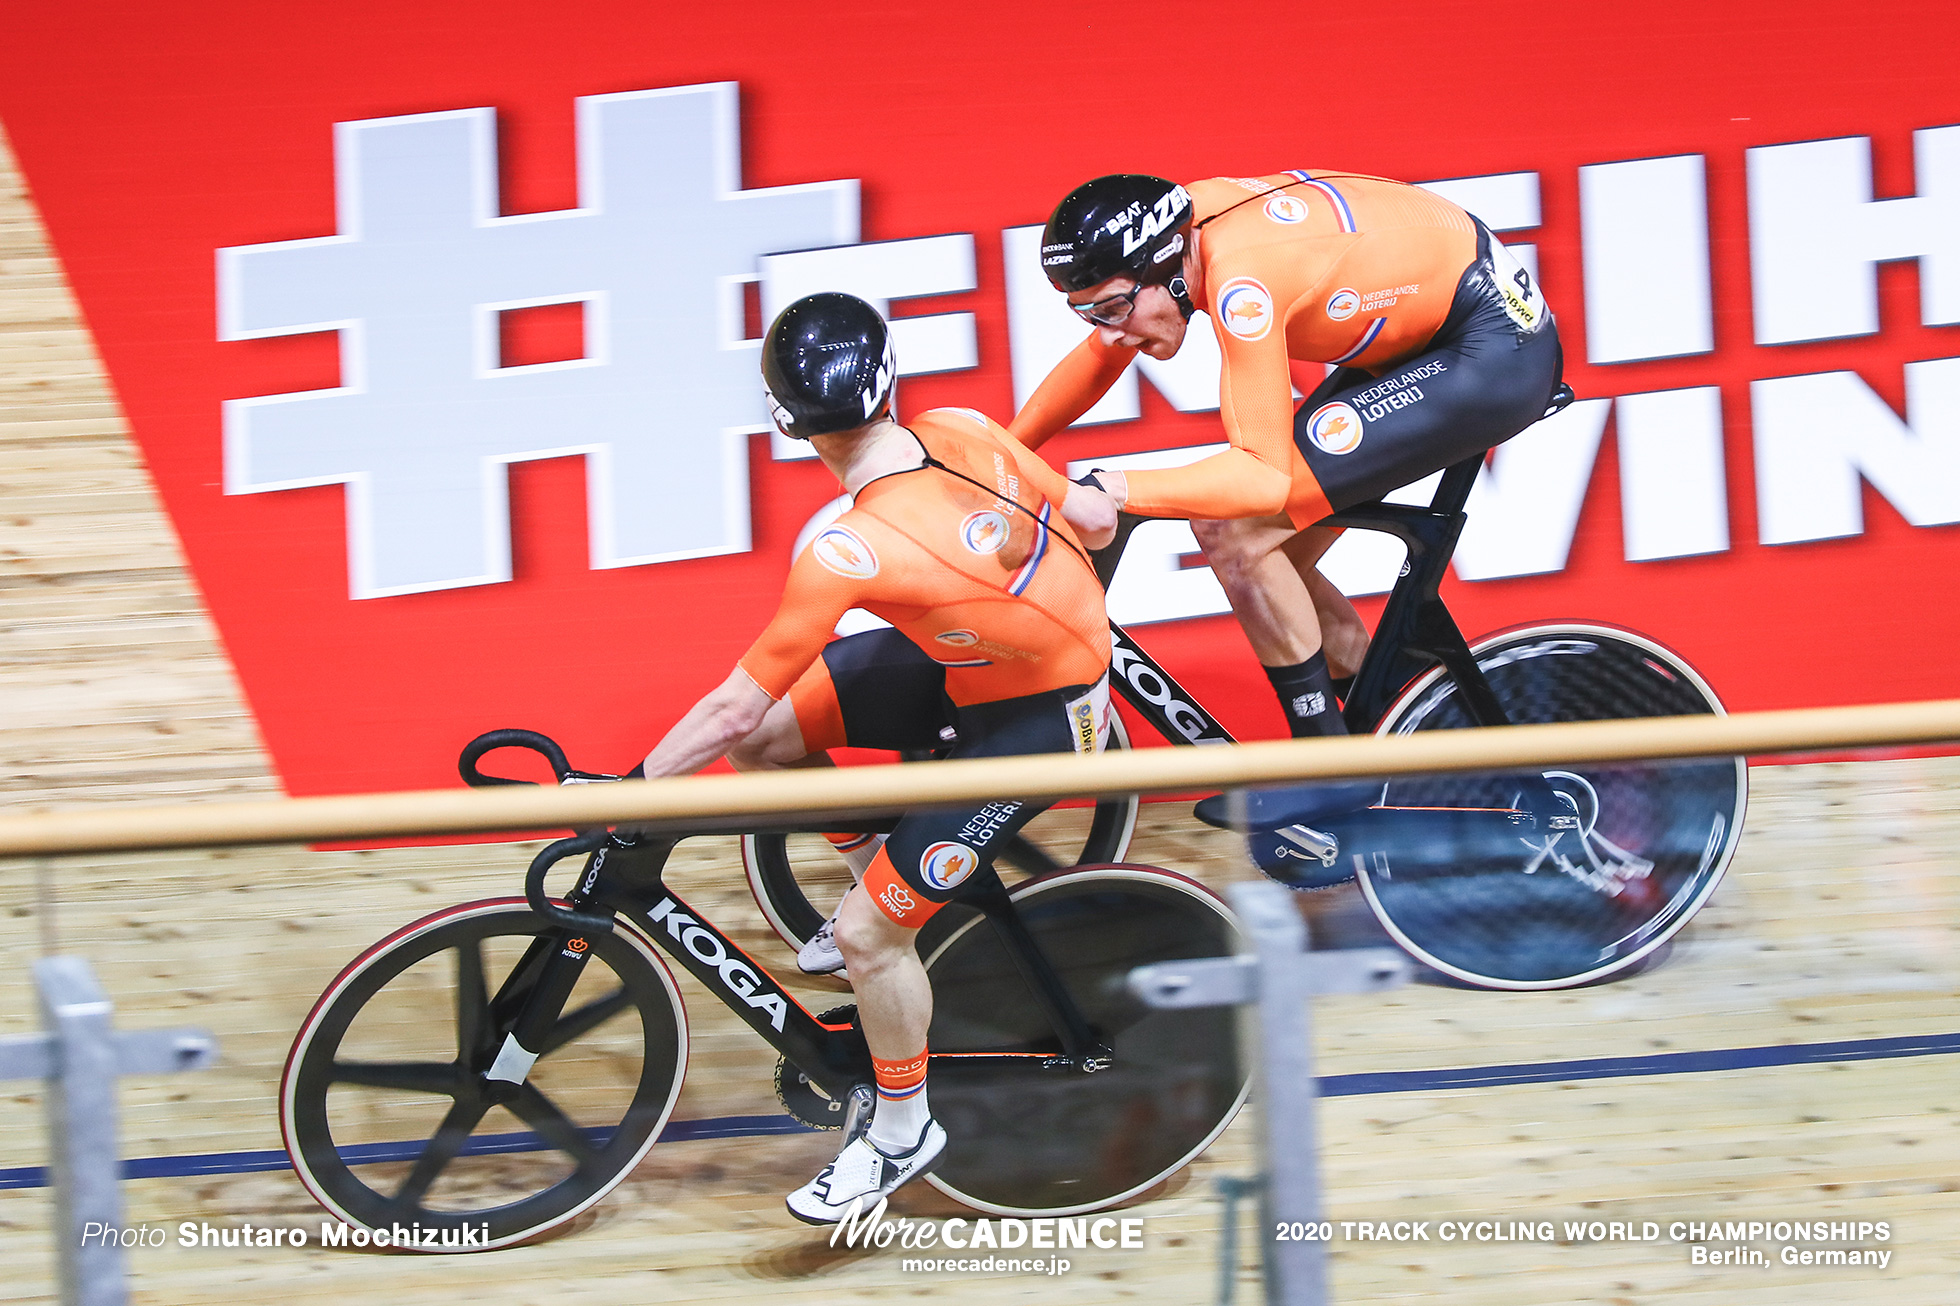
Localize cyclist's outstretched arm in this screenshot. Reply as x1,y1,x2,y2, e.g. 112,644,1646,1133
646,544,858,777
640,668,775,779
1008,332,1134,451
659,547,863,781
1118,323,1306,522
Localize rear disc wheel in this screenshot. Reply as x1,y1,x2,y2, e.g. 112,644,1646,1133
1365,623,1746,990
916,865,1247,1215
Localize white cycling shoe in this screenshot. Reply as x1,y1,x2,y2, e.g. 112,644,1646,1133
796,914,849,979
786,1119,947,1225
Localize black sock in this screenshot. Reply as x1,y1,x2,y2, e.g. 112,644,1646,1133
1264,652,1348,739
1329,674,1355,706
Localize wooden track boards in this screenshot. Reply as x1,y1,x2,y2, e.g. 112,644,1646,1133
4,120,1958,1303
0,122,276,809
2,790,1957,1304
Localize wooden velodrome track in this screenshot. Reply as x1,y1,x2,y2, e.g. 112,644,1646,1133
2,126,1956,1303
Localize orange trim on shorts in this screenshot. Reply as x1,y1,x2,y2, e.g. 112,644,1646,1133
862,847,944,929
1283,458,1334,531
786,655,848,754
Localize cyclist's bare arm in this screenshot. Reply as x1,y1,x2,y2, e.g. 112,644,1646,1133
640,667,776,779
645,529,860,778
725,694,820,771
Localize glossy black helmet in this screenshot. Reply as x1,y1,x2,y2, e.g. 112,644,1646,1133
761,292,897,439
1040,174,1193,293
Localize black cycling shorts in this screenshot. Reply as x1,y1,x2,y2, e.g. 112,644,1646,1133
1294,223,1566,513
801,628,1108,913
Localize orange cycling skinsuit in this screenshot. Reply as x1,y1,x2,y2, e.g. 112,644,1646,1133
738,406,1112,928
1012,170,1564,527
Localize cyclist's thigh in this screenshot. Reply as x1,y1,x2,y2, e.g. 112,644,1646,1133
878,679,1107,905
1280,522,1345,570
787,627,952,754
1294,282,1564,513
1190,510,1309,567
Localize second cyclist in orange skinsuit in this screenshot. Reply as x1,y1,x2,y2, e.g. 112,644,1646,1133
1019,171,1564,875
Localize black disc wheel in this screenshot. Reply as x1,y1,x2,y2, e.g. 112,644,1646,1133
916,865,1247,1215
280,900,687,1250
1365,623,1746,990
741,712,1140,949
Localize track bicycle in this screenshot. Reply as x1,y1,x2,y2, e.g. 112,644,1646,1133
280,731,1248,1250
749,452,1748,991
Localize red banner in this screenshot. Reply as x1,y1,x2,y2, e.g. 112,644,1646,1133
3,0,1957,795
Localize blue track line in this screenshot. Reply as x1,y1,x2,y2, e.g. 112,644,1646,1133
4,1033,1953,1191
1315,1030,1960,1097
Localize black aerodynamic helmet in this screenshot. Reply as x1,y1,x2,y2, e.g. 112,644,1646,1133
1040,174,1194,293
761,292,897,440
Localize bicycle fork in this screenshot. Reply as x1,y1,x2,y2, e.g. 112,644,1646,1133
471,834,626,1101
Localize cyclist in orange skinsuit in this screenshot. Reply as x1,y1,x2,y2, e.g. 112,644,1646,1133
1019,172,1563,877
1020,172,1498,527
636,293,1110,1225
738,403,1109,726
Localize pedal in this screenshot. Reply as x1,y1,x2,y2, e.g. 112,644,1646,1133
1276,824,1339,866
840,1083,876,1143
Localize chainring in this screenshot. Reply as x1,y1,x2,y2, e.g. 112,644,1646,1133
774,1004,861,1131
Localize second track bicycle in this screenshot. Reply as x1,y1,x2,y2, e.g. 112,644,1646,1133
748,453,1748,991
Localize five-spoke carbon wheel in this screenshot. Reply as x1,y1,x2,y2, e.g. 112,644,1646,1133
281,900,687,1250
915,865,1247,1215
1366,623,1747,990
742,713,1140,949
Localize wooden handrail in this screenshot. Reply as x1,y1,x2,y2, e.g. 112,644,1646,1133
4,698,1960,858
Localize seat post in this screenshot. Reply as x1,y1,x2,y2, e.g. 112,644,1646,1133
1427,455,1484,515
1322,453,1501,733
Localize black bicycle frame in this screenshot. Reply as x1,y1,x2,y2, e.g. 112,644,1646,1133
464,457,1514,1110
1098,453,1512,747
505,826,1103,1109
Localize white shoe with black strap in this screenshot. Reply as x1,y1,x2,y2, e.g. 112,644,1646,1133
785,1118,946,1225
796,914,849,979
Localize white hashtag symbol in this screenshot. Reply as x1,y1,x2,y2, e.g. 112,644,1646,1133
219,84,856,597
